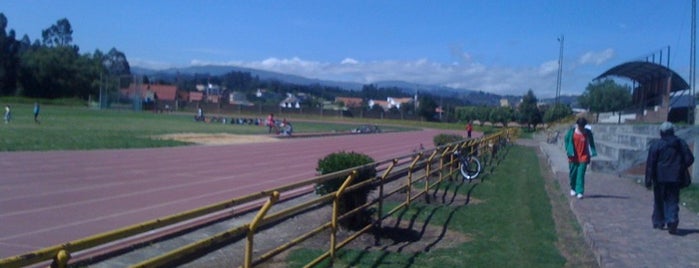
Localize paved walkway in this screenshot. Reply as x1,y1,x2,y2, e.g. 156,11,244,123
527,136,699,267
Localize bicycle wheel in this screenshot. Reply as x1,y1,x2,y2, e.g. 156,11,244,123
460,156,481,180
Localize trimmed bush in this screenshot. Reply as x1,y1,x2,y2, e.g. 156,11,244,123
433,133,464,147
315,151,376,230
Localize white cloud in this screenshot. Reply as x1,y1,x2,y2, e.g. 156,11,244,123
341,58,358,65
539,60,559,76
159,55,593,99
579,49,614,65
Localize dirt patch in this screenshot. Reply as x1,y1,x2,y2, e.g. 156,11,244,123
153,133,280,145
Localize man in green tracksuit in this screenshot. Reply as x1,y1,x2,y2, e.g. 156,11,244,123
565,117,597,199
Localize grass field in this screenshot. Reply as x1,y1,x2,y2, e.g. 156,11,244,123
0,103,415,151
287,145,581,267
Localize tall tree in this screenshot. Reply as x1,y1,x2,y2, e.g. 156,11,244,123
518,89,542,130
102,48,131,76
0,13,20,95
41,18,73,47
417,95,438,121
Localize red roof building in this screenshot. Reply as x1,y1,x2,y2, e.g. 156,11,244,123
120,84,178,101
335,97,364,108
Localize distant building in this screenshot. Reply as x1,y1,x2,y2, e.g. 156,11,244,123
229,91,253,106
368,99,390,110
189,91,204,102
368,97,414,111
388,97,413,109
120,84,181,111
499,98,510,107
334,97,363,108
280,93,301,108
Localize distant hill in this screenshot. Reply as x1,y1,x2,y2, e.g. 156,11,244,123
131,65,364,90
131,65,576,107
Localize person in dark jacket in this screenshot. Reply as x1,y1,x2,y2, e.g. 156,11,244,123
645,121,694,235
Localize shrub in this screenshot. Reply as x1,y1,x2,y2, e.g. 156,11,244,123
433,133,464,147
315,151,377,230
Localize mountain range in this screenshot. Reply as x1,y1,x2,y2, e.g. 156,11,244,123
131,65,578,107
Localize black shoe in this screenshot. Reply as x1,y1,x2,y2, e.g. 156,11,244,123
667,222,679,235
653,224,665,230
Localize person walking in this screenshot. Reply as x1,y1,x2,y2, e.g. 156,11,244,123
4,105,10,124
466,122,473,138
645,122,694,235
564,117,597,199
266,113,275,134
33,102,40,124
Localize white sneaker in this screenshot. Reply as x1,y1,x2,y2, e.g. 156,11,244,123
570,190,576,196
576,193,583,199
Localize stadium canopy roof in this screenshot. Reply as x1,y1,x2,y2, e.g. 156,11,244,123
594,61,689,92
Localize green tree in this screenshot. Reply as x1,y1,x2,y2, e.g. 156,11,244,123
518,89,542,130
0,13,20,95
41,18,73,47
474,106,492,126
417,95,438,121
19,18,104,99
102,48,131,76
578,79,632,121
489,106,514,127
543,103,573,123
455,106,477,122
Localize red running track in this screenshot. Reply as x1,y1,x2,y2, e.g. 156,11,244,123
0,129,467,258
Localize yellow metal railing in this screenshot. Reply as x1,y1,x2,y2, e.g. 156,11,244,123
0,128,519,268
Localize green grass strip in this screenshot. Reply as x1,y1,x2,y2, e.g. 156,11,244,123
288,145,565,267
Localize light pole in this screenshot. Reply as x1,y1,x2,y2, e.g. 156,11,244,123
556,35,564,106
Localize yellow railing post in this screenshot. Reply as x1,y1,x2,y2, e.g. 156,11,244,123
425,150,437,194
244,191,279,268
376,160,397,244
331,171,358,261
440,145,451,182
49,249,70,268
406,153,422,206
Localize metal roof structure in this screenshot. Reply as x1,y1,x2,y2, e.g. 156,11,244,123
595,61,689,92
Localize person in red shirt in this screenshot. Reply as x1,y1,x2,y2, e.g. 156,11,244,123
466,122,473,138
564,117,597,199
266,113,275,134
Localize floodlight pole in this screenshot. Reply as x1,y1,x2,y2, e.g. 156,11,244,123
556,35,564,106
692,0,697,123
692,0,698,183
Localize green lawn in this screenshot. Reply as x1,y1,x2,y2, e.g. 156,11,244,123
0,103,414,151
288,145,568,267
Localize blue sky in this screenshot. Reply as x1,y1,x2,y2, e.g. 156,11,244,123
2,0,695,98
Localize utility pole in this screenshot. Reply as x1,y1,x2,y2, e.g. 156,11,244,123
691,0,697,123
691,0,698,184
556,35,564,106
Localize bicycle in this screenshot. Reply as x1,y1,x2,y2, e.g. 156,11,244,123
454,148,481,180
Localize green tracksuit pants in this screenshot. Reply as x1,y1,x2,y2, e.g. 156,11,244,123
569,162,588,194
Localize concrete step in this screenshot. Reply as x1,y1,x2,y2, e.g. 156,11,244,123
595,132,655,149
595,140,647,172
590,155,617,173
